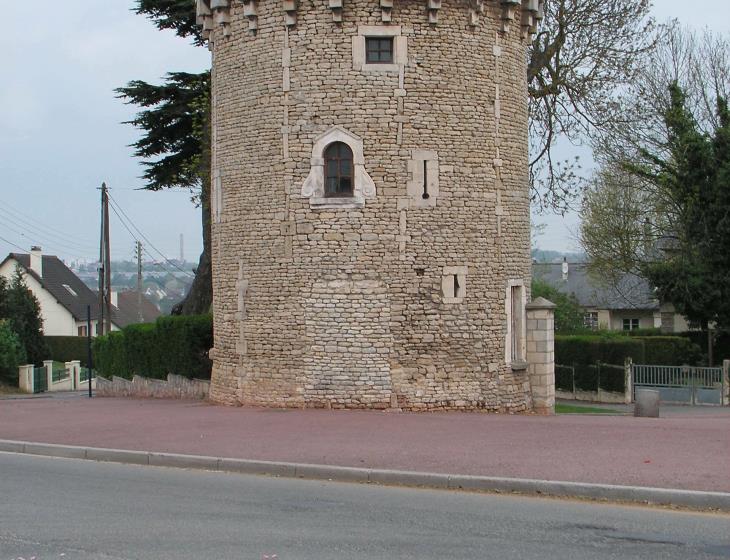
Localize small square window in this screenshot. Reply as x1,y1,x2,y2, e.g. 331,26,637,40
365,37,393,64
622,318,640,331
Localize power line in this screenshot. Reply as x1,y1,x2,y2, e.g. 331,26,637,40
106,193,193,278
0,233,27,253
106,203,191,279
0,200,101,250
0,216,101,259
0,203,127,257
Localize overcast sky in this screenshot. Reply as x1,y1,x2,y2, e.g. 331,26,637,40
1,1,728,263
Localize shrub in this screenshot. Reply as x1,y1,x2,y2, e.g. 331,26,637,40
573,363,600,391
555,335,645,366
45,336,92,367
554,362,626,394
555,365,574,392
93,315,212,380
531,279,587,334
634,336,702,366
679,330,730,364
0,320,26,384
597,363,626,393
626,328,663,337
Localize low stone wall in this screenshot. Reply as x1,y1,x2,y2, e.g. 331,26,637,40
96,374,210,400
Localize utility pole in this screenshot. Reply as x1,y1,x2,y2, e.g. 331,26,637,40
136,240,143,323
98,182,112,335
179,233,184,263
98,184,105,336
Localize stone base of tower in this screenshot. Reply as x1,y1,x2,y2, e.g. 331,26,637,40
208,355,534,412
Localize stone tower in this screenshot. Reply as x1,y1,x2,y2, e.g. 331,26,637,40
198,0,551,411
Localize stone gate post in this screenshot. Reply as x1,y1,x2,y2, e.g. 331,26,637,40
43,360,53,391
723,359,729,406
525,297,556,415
18,364,34,393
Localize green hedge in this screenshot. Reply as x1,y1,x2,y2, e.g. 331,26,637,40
44,336,92,367
93,315,213,380
680,331,730,364
634,336,702,366
555,365,574,392
556,335,645,366
556,334,701,367
556,363,627,394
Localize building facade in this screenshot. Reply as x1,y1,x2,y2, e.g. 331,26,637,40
201,0,547,411
0,248,161,337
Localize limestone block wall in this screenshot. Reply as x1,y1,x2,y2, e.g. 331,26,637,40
203,0,541,411
525,297,555,414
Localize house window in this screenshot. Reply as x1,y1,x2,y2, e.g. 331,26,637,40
365,37,393,64
324,142,354,197
584,311,598,330
78,325,87,337
623,318,640,331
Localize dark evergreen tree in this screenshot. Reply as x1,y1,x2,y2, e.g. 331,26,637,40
638,85,730,332
117,1,210,316
5,269,49,365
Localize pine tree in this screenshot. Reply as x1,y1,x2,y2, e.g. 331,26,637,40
642,85,730,331
5,269,49,365
116,2,211,316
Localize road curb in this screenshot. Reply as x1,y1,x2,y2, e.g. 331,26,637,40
2,438,729,511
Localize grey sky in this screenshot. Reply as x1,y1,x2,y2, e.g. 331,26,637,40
1,1,728,263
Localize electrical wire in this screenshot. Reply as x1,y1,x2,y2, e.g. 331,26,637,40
107,201,192,279
0,200,102,251
0,215,95,254
106,193,193,278
0,233,27,253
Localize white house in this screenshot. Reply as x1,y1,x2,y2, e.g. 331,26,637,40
0,247,160,337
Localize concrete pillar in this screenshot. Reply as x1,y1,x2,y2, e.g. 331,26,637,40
624,357,633,404
635,388,660,417
43,360,53,391
71,360,81,390
18,365,34,393
525,297,556,415
723,360,729,406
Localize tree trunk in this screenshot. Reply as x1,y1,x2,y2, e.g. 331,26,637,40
172,183,211,316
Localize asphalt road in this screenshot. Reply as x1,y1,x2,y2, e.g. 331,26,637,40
1,453,729,560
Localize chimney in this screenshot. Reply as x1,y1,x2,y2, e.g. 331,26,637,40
561,257,569,282
110,290,118,308
30,246,43,277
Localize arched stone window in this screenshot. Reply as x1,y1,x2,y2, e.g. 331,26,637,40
302,126,376,209
324,142,354,197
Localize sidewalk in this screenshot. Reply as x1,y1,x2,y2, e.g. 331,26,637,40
1,396,728,494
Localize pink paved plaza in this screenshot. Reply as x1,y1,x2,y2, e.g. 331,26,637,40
1,396,728,493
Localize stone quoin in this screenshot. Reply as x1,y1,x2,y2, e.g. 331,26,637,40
198,0,553,411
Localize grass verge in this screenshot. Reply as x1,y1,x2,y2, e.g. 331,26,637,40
555,403,621,415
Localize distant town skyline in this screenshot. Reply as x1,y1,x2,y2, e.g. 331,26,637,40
1,1,728,261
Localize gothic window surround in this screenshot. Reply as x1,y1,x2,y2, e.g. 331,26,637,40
302,126,376,209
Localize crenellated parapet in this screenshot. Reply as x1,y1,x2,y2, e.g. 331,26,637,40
196,0,543,43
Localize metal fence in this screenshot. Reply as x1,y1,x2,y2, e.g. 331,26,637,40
51,363,70,383
32,366,47,394
632,364,724,405
556,362,627,395
80,368,96,383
